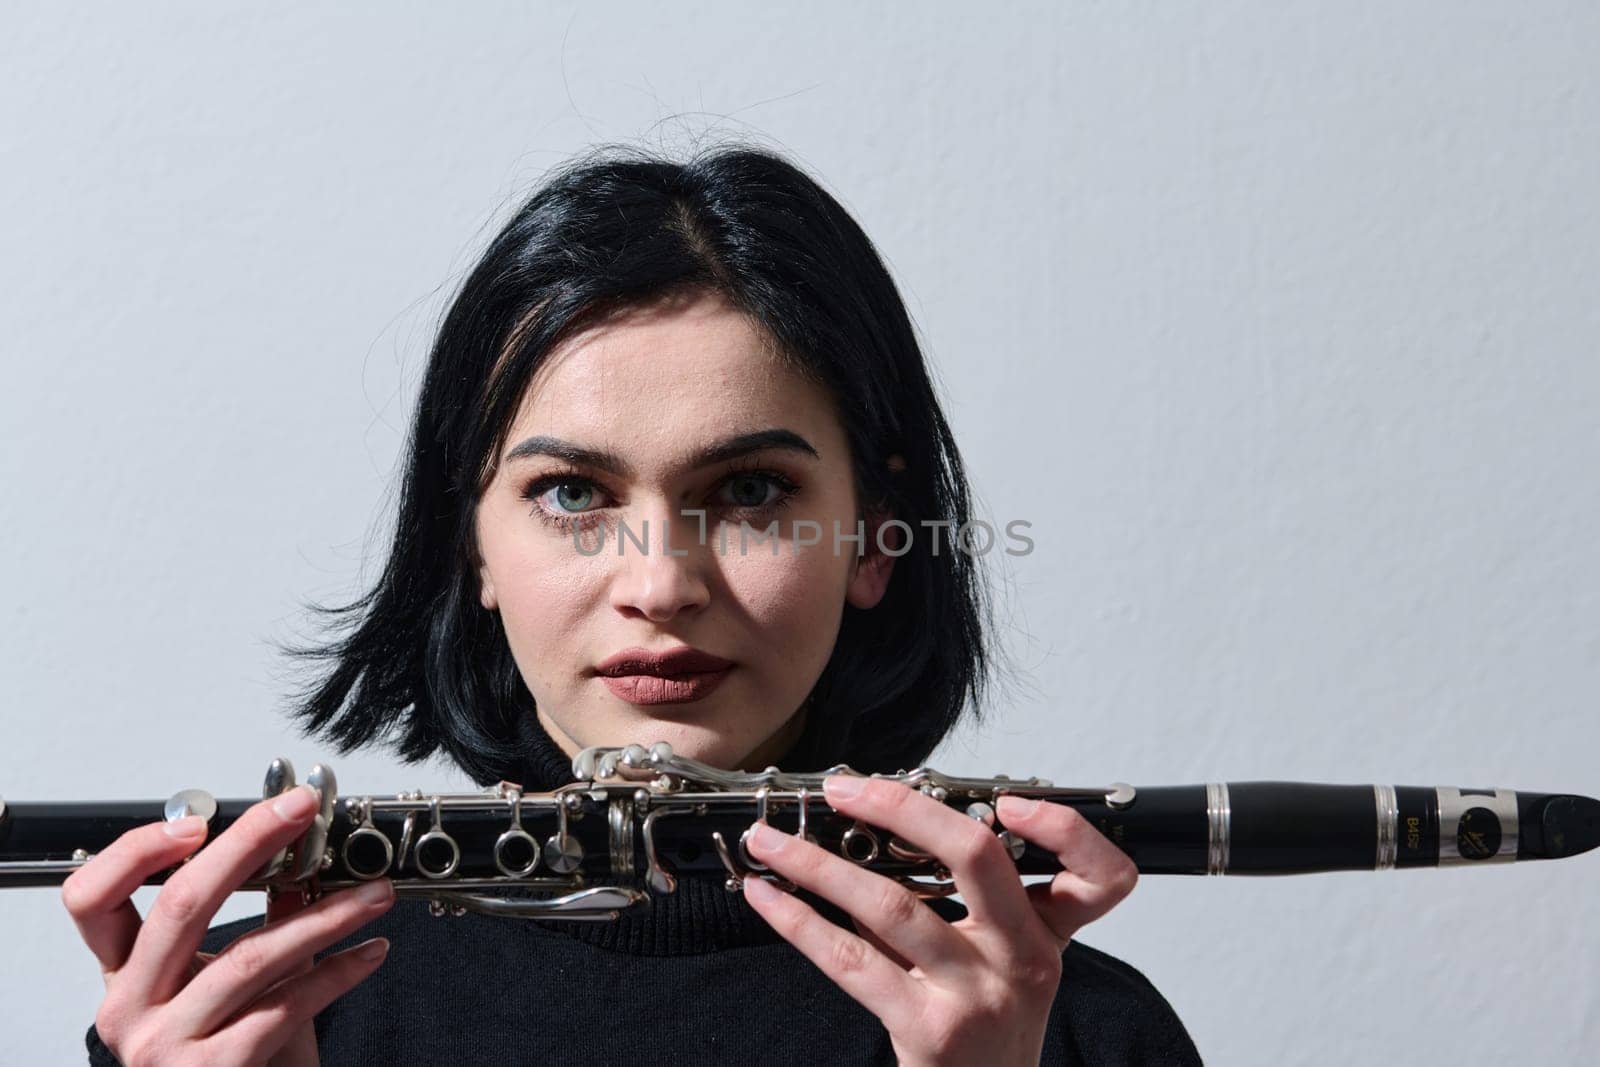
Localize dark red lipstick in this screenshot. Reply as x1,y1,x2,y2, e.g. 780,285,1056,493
594,646,735,705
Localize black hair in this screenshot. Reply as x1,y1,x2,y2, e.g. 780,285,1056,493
280,142,994,784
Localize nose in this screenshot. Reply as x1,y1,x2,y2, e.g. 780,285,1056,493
607,508,712,622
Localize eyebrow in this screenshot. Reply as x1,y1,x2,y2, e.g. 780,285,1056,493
502,428,820,477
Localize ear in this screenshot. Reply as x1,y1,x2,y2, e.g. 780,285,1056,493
846,509,898,610
477,560,498,611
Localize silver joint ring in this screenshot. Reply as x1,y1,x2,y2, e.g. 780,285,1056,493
1205,782,1231,876
1373,784,1399,871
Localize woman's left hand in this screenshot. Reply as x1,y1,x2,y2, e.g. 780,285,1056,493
740,773,1139,1067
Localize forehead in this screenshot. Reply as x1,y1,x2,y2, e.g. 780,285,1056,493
511,292,841,459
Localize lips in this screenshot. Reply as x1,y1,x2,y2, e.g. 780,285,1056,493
595,646,734,678
594,646,735,706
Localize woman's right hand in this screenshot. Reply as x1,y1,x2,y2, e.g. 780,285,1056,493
61,784,396,1066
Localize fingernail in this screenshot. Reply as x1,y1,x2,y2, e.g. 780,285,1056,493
742,875,782,904
823,774,864,801
272,785,318,821
748,822,787,853
355,880,393,907
354,937,389,962
164,815,206,838
1000,796,1040,819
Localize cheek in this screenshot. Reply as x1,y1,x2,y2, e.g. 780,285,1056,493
483,525,598,648
488,553,600,707
497,552,592,623
720,544,850,642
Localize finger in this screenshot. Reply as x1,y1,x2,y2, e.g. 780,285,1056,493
184,951,218,983
60,815,210,977
996,796,1139,944
118,785,324,1006
822,775,1031,933
741,873,923,1033
744,822,973,975
852,917,913,970
171,880,395,1037
995,797,1135,889
1019,877,1124,947
205,935,390,1064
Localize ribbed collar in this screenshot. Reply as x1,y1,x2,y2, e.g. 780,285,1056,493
510,713,791,955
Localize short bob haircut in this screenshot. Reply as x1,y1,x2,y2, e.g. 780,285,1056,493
284,143,994,786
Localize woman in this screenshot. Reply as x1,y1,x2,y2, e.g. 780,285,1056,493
68,145,1201,1065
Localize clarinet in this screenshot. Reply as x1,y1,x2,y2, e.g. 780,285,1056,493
2,743,1596,921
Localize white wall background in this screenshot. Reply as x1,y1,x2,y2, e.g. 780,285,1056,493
3,2,1596,1063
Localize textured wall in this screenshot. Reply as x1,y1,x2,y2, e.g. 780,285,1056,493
3,3,1595,1063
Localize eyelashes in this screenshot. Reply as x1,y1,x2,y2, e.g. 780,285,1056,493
518,465,801,536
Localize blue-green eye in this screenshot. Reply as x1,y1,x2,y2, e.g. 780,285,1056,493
721,473,779,508
518,467,799,536
520,475,611,533
548,483,595,512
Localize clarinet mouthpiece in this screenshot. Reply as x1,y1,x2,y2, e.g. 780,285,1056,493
1527,793,1600,860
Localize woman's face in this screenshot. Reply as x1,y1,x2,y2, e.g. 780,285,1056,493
474,290,895,771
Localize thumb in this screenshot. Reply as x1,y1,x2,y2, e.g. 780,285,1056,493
263,886,322,1067
264,886,315,971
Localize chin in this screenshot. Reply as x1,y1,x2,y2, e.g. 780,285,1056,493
622,720,747,767
586,713,771,771
549,687,798,771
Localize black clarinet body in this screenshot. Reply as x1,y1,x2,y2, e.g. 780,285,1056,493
3,744,1596,920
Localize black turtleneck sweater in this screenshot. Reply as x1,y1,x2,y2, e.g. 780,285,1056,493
86,720,1202,1065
